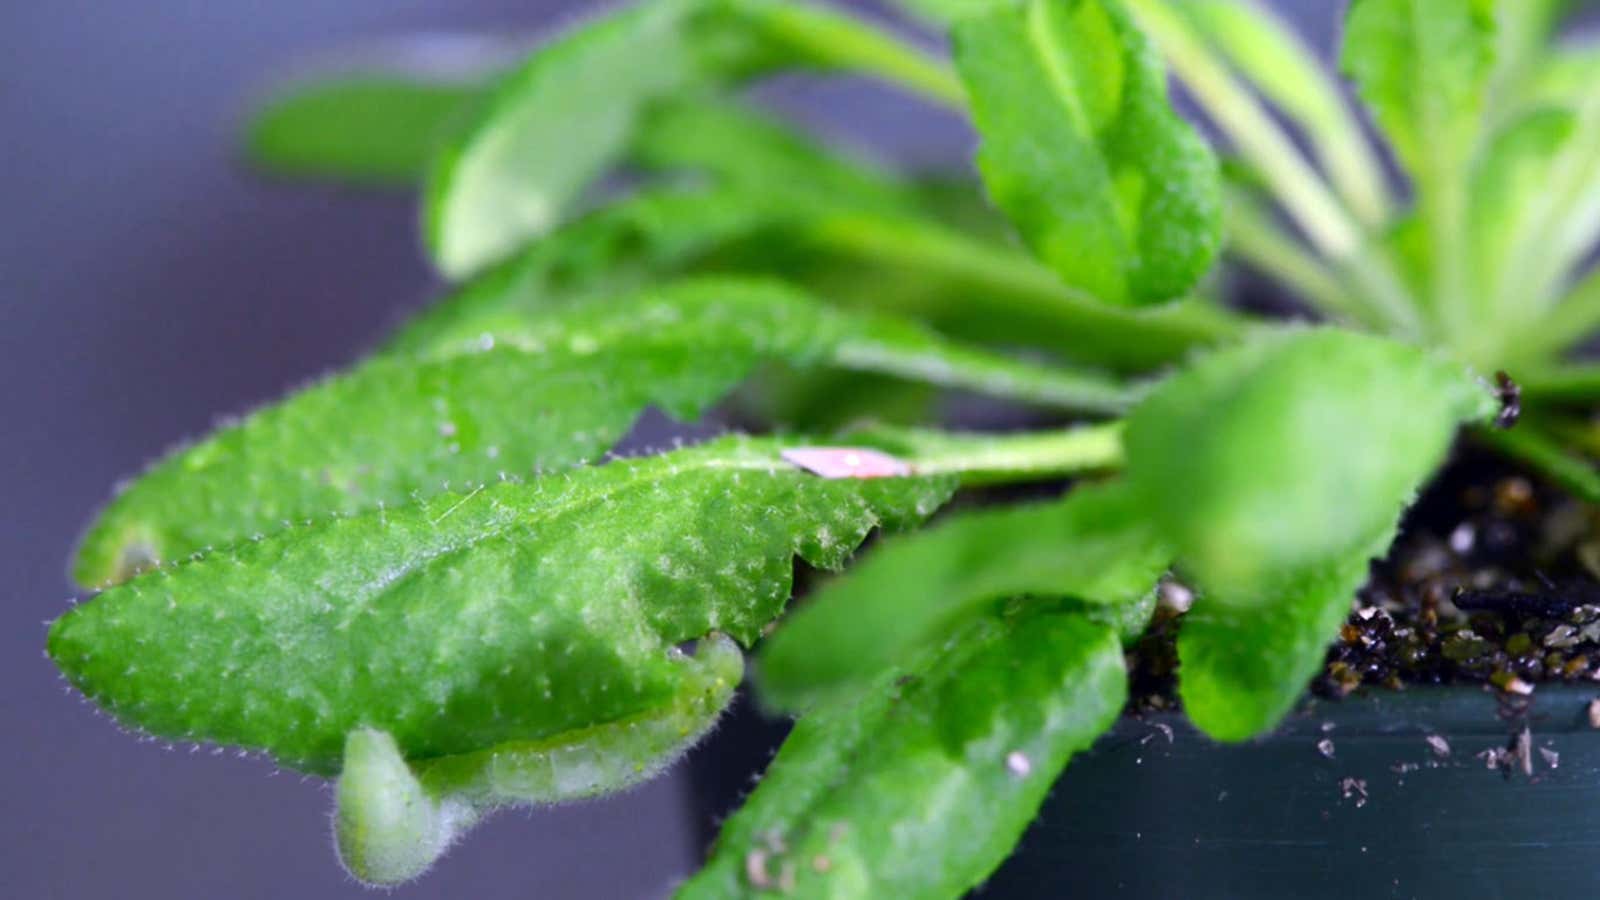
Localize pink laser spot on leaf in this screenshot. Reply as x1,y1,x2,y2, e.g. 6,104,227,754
780,447,912,480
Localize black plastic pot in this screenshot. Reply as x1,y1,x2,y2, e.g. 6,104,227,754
688,683,1600,898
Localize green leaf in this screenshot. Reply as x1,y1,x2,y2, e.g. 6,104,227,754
1153,329,1499,742
785,211,1244,369
1487,0,1572,109
1531,264,1600,363
680,608,1125,899
335,635,741,885
424,0,711,278
1492,95,1600,340
759,479,1169,707
401,166,1243,377
1478,422,1600,505
424,0,961,278
952,0,1223,306
1516,40,1600,112
390,185,797,356
246,76,484,184
1124,328,1494,599
51,435,958,775
1469,108,1577,324
1342,0,1497,178
1177,530,1390,741
74,277,1134,587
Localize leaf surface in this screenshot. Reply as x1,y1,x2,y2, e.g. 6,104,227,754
1177,531,1390,741
680,609,1125,899
1487,0,1572,108
1128,328,1493,741
51,435,957,774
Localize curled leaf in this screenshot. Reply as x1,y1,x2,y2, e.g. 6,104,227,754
337,635,741,885
335,729,475,886
51,436,956,773
423,0,715,277
425,0,959,277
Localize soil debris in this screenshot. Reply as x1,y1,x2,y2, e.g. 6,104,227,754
1005,751,1032,777
1493,371,1522,430
1139,723,1175,746
1125,453,1600,713
745,849,772,889
1478,746,1512,773
1339,777,1369,808
1158,579,1194,614
1514,727,1534,777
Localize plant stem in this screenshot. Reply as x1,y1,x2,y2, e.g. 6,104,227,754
1334,250,1428,340
1518,264,1600,364
1177,0,1393,227
831,336,1147,414
803,213,1250,365
1225,190,1372,326
1477,424,1600,503
1519,361,1600,403
862,423,1126,486
749,2,967,112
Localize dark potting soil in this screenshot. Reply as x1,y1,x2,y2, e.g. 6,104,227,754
1127,444,1600,714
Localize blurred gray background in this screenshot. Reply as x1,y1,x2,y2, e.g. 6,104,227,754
1,1,1332,897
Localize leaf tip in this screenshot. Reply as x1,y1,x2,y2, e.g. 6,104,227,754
335,728,474,886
